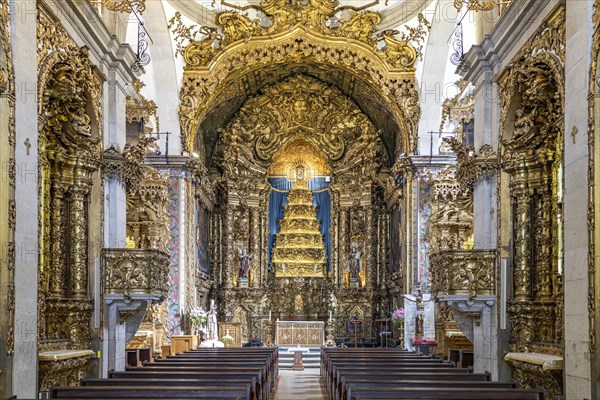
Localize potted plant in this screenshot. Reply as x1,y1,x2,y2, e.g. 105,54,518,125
222,330,235,347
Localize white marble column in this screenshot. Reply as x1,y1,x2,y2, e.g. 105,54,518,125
472,70,498,250
11,0,38,397
563,1,593,398
103,76,128,249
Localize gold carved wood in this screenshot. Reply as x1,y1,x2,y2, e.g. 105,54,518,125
496,5,565,396
174,0,422,156
589,0,600,368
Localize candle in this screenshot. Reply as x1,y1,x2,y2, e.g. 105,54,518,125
210,299,214,308
269,311,272,321
329,310,332,321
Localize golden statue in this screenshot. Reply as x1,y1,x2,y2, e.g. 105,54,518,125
272,165,326,278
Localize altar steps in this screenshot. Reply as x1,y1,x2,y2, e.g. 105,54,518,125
278,348,321,369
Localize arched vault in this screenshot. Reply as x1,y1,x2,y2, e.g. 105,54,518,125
175,0,421,163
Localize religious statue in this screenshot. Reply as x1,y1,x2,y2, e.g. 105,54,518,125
415,287,424,338
296,165,305,181
348,243,362,280
207,300,219,341
238,246,252,279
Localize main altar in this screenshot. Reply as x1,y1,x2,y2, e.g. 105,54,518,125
275,321,325,348
180,0,417,346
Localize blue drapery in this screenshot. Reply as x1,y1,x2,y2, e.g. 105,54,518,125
267,177,331,270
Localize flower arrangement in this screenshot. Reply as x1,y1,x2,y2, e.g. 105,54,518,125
189,306,207,324
391,308,405,324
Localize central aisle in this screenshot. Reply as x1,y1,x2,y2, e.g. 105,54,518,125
274,369,326,400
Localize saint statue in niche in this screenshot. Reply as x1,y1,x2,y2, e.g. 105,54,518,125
238,246,252,279
348,243,362,280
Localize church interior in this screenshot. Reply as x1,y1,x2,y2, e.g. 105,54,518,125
0,0,598,399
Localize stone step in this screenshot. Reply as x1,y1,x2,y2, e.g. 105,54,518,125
278,348,321,369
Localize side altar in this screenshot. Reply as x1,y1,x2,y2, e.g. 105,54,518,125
275,321,325,347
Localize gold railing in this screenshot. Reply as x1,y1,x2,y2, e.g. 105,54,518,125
103,248,170,299
430,249,496,299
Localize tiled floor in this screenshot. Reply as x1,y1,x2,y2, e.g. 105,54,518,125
274,369,326,400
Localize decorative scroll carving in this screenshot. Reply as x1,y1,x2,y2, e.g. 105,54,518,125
39,351,94,392
428,167,473,254
430,250,495,299
453,0,498,11
496,6,565,394
110,137,160,191
91,0,146,14
439,81,473,132
103,249,170,300
508,359,562,400
126,168,170,252
126,80,159,132
37,9,104,389
38,10,102,160
188,159,217,211
444,138,498,190
218,75,381,167
173,0,422,155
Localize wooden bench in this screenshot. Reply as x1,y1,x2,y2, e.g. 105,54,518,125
322,348,544,400
51,384,251,399
346,386,544,400
49,348,275,400
339,380,515,400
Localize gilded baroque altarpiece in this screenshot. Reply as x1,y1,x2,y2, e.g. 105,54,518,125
173,0,423,340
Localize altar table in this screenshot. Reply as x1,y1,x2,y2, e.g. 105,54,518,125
275,321,325,347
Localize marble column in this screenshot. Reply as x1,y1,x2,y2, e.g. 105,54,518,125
11,0,38,397
103,77,127,250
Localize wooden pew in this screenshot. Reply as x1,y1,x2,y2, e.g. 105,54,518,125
107,371,263,400
322,348,544,400
51,384,252,399
50,348,275,400
346,386,544,400
338,380,515,400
